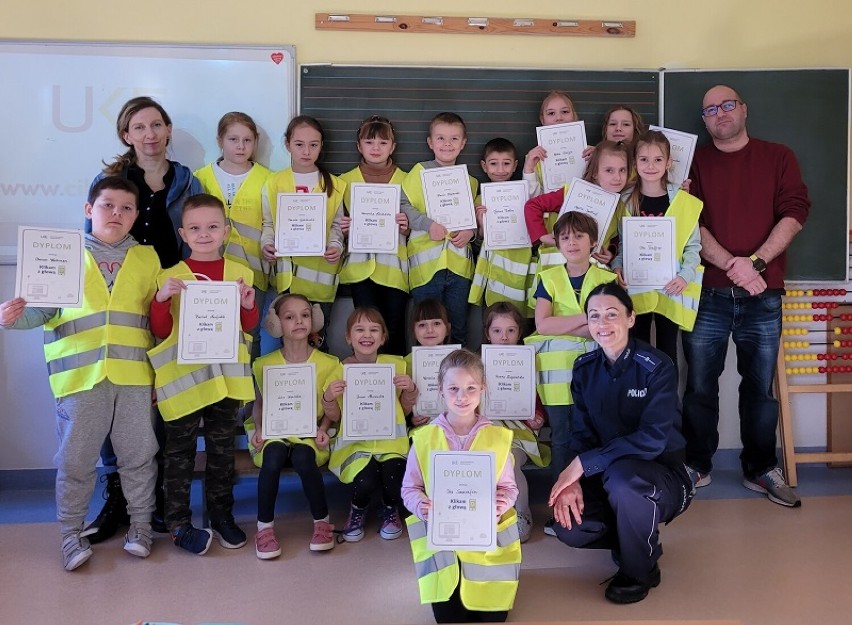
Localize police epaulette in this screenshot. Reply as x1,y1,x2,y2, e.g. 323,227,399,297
632,349,662,372
574,350,597,368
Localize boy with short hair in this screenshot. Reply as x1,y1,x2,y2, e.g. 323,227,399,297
402,112,479,345
0,177,161,570
148,193,258,555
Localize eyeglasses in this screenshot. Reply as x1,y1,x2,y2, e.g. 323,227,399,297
701,100,742,117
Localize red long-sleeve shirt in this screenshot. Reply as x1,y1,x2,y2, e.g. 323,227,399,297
524,188,565,244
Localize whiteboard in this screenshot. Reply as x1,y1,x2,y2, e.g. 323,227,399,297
0,41,296,262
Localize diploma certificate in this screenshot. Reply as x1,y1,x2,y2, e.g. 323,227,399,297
480,182,531,251
427,451,497,552
558,178,620,253
622,217,677,289
649,125,698,187
481,345,536,420
177,281,241,364
15,226,85,308
536,121,588,192
342,363,397,440
412,345,462,420
348,183,400,254
275,193,327,257
261,363,317,440
420,165,477,232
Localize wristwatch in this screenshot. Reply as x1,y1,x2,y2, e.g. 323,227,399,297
750,254,767,273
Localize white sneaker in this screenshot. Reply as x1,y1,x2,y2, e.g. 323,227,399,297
124,523,153,558
62,532,93,571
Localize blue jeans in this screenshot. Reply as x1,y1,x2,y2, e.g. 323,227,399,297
681,288,782,478
411,269,471,346
545,404,573,484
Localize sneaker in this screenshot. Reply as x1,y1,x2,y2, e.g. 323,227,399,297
517,513,533,544
81,472,130,543
171,523,213,555
123,523,153,558
743,467,802,508
686,465,712,488
379,507,403,540
342,505,368,542
211,517,247,549
255,527,282,560
310,520,336,551
543,517,557,537
604,564,661,604
61,532,93,571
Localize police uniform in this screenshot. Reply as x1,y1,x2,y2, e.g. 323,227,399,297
554,339,694,584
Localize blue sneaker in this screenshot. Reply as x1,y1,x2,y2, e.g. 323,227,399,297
342,505,368,542
171,523,213,555
211,517,247,549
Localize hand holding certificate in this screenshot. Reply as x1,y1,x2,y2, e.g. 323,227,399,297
261,364,317,439
558,178,620,253
480,182,530,251
481,345,535,420
342,363,397,439
348,183,401,254
420,165,476,232
15,226,85,308
177,281,241,364
412,345,462,421
536,121,588,192
622,217,677,289
427,451,497,552
275,193,327,257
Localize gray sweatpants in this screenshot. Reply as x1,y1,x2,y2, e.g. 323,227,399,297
54,380,158,534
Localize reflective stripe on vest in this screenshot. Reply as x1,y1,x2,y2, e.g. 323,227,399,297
47,345,149,376
498,420,550,467
469,249,531,309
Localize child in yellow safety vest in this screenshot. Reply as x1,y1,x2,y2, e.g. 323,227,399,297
401,349,520,623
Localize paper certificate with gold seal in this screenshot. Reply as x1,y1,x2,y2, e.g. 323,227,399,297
420,165,477,232
536,121,588,192
177,281,241,364
558,178,620,254
427,450,497,552
481,345,536,420
411,345,462,421
348,183,401,254
275,192,327,257
480,181,531,251
261,363,317,440
622,216,677,289
341,363,397,440
15,226,85,308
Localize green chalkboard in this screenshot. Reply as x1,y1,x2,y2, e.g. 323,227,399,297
662,69,850,282
300,65,658,183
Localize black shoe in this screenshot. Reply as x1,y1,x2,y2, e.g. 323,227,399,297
604,564,661,604
210,517,247,549
81,473,129,544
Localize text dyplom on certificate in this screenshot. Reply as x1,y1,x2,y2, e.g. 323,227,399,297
275,192,327,256
342,363,397,440
481,345,535,420
262,363,317,440
177,281,241,364
348,183,401,254
536,121,588,192
622,217,677,289
412,345,462,421
649,125,698,187
427,451,497,552
420,165,477,232
480,182,531,251
15,226,84,308
558,178,620,253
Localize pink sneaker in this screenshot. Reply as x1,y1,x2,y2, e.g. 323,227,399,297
255,527,281,560
310,520,335,552
379,506,403,540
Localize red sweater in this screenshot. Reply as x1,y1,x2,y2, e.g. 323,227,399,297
524,188,565,244
690,138,810,289
150,258,259,339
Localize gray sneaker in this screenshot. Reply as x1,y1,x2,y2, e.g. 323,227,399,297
743,467,802,508
517,513,532,543
62,532,93,571
124,523,153,558
686,465,712,488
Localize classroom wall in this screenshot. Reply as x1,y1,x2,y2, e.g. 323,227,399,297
0,0,846,469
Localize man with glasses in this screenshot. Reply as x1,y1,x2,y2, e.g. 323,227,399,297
682,84,809,507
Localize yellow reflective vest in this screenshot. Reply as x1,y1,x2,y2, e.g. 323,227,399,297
406,423,521,610
495,420,551,467
404,163,479,288
194,162,271,291
328,355,410,483
524,264,616,405
146,260,254,421
43,245,160,398
244,348,343,468
339,166,410,292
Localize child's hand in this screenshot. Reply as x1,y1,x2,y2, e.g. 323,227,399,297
475,205,487,227
680,178,692,193
523,146,547,173
524,413,545,431
396,212,409,234
592,247,613,266
324,245,342,264
155,278,185,303
539,233,556,247
315,429,330,449
428,222,448,241
419,499,432,521
581,145,595,161
411,413,430,427
262,244,278,262
339,215,351,236
664,276,687,296
394,374,415,391
250,429,264,451
614,268,627,288
449,229,474,248
237,278,256,309
0,297,27,327
324,380,346,401
495,490,510,516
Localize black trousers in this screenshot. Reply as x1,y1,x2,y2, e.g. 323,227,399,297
257,442,328,522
